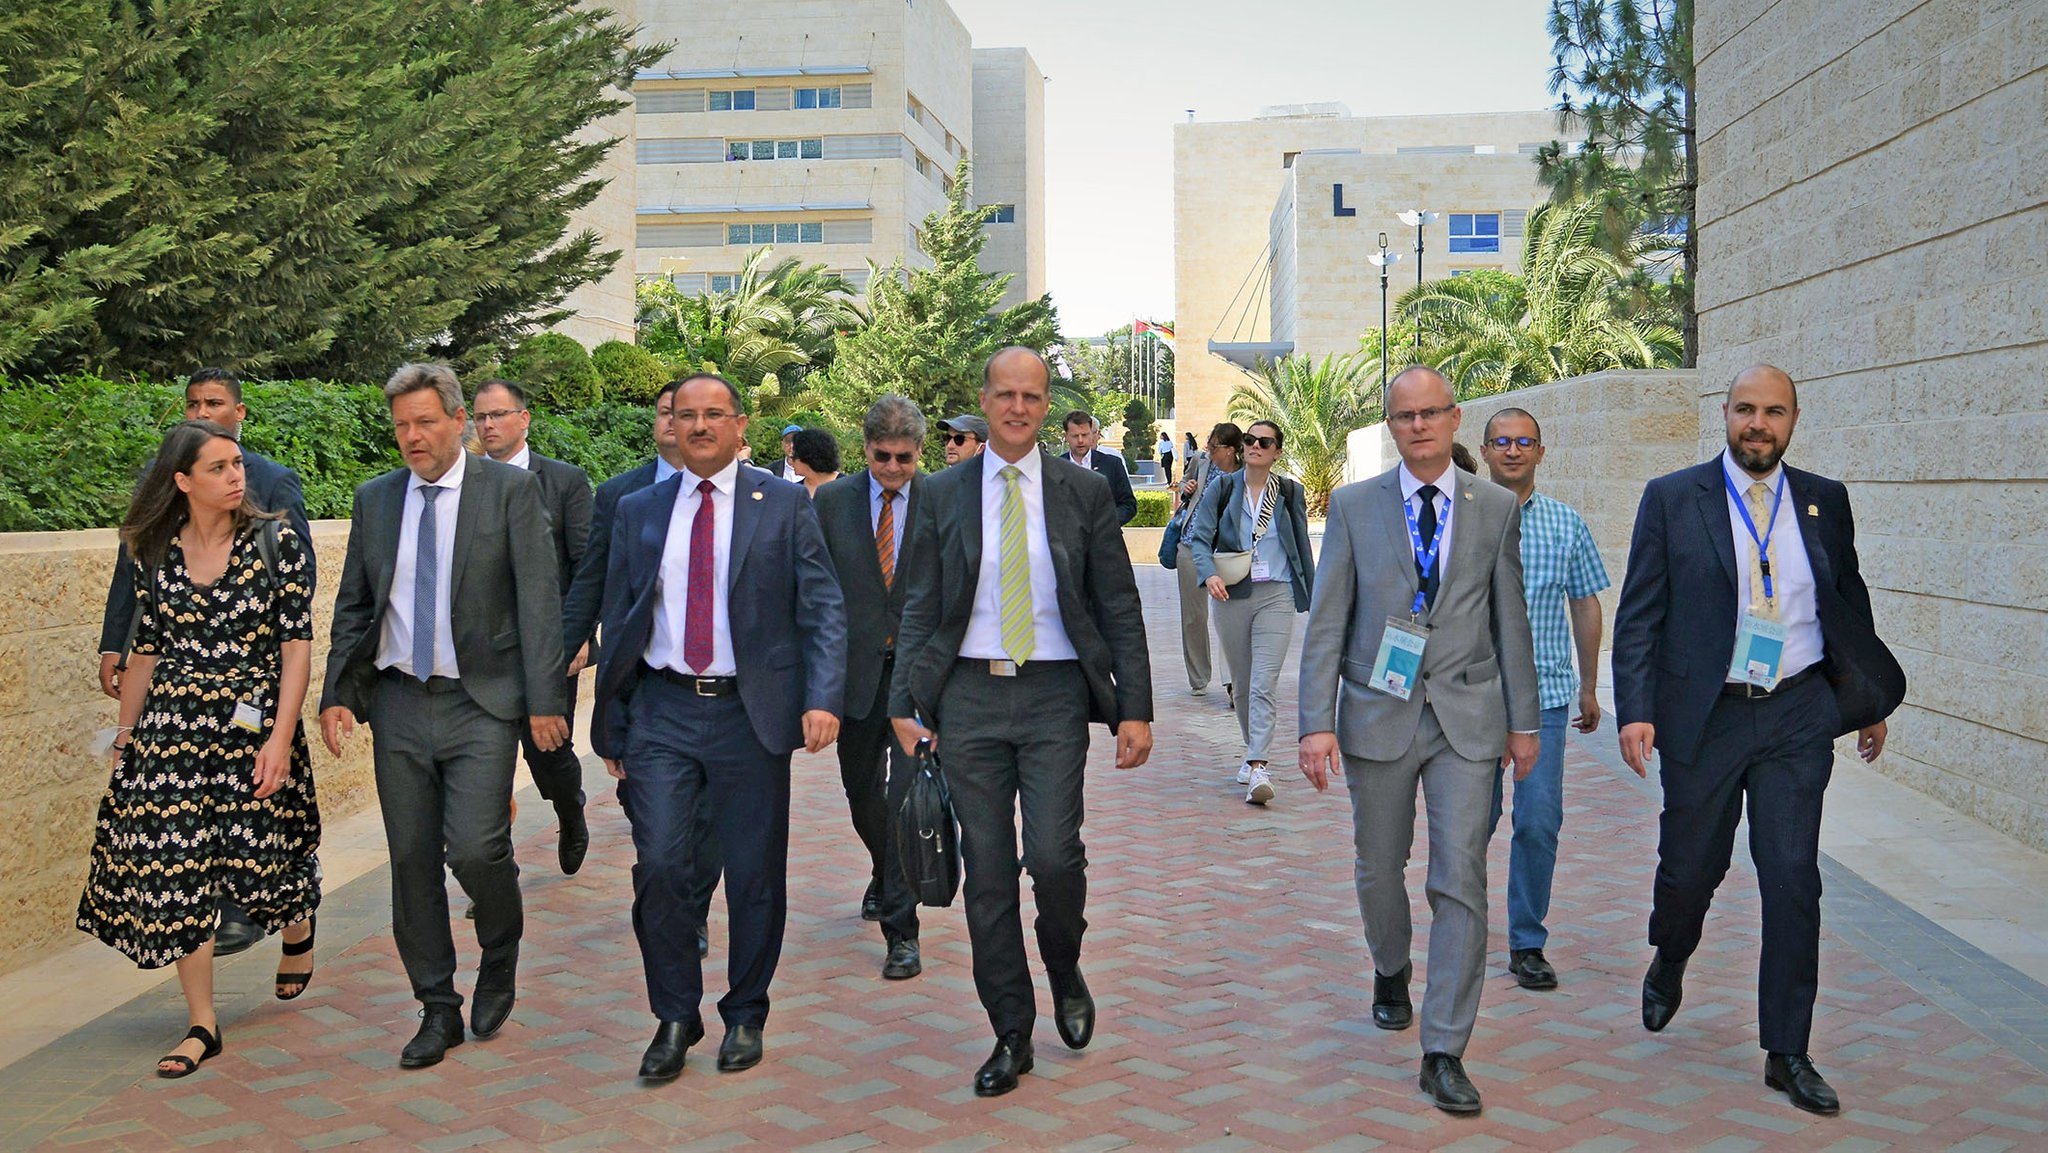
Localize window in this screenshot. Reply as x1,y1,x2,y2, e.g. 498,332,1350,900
800,222,823,243
726,221,829,246
794,87,842,109
727,138,824,162
986,204,1016,223
710,274,739,293
708,89,756,111
1449,213,1501,254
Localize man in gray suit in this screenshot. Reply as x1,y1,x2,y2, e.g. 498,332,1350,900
1298,365,1540,1115
320,364,567,1069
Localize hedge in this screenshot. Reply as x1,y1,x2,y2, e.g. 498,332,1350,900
1131,489,1172,528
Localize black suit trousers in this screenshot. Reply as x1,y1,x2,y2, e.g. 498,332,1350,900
939,659,1092,1038
520,674,583,807
1649,673,1839,1054
837,657,921,944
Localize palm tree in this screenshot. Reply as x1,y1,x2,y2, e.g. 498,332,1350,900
1227,353,1376,516
634,248,867,394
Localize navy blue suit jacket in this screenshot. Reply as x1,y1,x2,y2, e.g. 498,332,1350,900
1062,448,1138,526
561,458,659,663
591,463,847,758
1612,458,1905,764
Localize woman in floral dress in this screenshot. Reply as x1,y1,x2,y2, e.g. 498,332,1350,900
77,419,322,1077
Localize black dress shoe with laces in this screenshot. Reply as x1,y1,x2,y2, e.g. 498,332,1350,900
1419,1051,1482,1114
1509,948,1559,990
638,1019,704,1081
1047,968,1095,1049
974,1032,1034,1097
400,1005,465,1068
860,879,883,922
717,1024,763,1072
556,800,589,876
882,939,922,980
1641,951,1687,1032
1373,963,1414,1030
1765,1052,1840,1114
471,960,516,1039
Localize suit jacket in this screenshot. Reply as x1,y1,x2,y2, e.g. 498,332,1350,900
1062,448,1138,526
561,459,659,664
525,451,594,612
319,456,566,724
590,463,847,757
814,469,924,722
101,447,314,655
888,450,1153,729
1298,465,1541,763
1612,458,1906,764
1186,470,1315,612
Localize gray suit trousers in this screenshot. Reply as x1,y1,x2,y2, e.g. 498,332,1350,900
1174,542,1213,690
1212,580,1297,764
1345,704,1493,1057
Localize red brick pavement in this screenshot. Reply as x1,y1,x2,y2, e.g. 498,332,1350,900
35,569,2048,1150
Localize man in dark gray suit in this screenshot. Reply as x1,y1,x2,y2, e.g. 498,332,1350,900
815,395,927,979
1298,365,1540,1115
890,348,1154,1098
474,378,595,875
1059,410,1138,525
319,364,567,1069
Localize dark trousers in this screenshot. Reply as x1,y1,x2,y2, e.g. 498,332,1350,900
838,658,919,945
621,676,788,1028
939,659,1091,1039
371,673,523,1008
520,674,584,809
1649,672,1839,1053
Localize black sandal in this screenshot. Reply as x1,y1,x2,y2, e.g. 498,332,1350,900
156,1023,221,1079
274,915,316,1001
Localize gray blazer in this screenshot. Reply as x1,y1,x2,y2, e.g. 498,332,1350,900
1297,464,1540,763
320,455,567,724
1185,470,1314,612
815,469,924,722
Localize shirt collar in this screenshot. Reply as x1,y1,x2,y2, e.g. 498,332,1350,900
1720,447,1784,494
409,448,468,495
506,444,531,470
654,456,680,484
684,456,742,496
869,472,910,504
985,446,1043,485
1398,460,1454,501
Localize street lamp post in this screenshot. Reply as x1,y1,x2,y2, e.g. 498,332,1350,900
1366,232,1401,417
1397,209,1436,353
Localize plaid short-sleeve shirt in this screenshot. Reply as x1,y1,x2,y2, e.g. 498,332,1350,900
1519,492,1610,709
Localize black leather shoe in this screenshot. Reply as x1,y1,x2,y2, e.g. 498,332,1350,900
213,905,265,957
1420,1051,1483,1114
860,879,883,922
1765,1052,1840,1115
1642,951,1687,1032
1373,963,1414,1030
400,1005,465,1068
556,801,589,876
716,1024,763,1072
973,1032,1034,1097
1047,968,1095,1050
882,939,923,980
638,1019,704,1081
471,960,516,1039
1509,948,1559,990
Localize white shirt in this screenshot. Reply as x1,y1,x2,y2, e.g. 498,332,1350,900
376,450,467,678
1070,449,1093,471
871,474,910,562
1720,448,1823,680
1398,461,1456,592
506,443,531,471
647,458,740,676
962,450,1079,662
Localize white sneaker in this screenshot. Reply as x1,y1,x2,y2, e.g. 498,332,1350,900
1191,684,1209,697
1245,766,1275,805
1235,761,1253,785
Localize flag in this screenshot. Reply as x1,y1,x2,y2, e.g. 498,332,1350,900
1133,320,1175,343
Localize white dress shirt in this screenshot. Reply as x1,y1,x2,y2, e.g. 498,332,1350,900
506,443,531,470
1069,449,1093,471
1398,461,1455,589
1720,448,1823,680
376,450,467,678
962,450,1079,662
870,474,909,560
647,458,740,676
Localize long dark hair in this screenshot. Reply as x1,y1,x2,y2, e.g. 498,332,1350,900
120,420,278,569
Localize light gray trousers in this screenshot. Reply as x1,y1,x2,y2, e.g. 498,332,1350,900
1174,542,1213,690
1212,580,1297,763
1344,706,1494,1057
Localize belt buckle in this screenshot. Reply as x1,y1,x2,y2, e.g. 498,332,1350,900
988,659,1017,677
695,679,720,697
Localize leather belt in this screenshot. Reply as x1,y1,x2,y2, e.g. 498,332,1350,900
643,662,739,697
1721,664,1821,700
379,667,464,693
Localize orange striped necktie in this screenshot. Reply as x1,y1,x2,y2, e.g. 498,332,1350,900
876,488,896,588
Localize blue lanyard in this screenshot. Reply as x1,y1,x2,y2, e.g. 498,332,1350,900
1402,487,1449,617
1723,470,1785,600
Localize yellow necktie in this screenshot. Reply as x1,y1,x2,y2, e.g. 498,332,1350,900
1745,480,1780,621
997,465,1035,663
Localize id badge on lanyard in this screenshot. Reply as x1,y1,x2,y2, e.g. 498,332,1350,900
1368,488,1450,700
1724,471,1787,689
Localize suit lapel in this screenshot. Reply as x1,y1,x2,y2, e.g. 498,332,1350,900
449,458,486,603
728,466,765,590
1375,471,1421,600
1438,469,1485,614
1694,461,1741,592
1040,450,1078,587
638,474,684,595
1785,467,1835,588
371,471,407,611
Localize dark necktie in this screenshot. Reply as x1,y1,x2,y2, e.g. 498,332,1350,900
876,488,897,588
683,479,715,673
1415,483,1440,609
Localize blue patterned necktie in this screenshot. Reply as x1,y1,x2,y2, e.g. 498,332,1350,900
413,485,441,680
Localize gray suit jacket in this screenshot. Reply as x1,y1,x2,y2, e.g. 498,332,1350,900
815,470,923,722
320,456,567,724
1298,464,1540,762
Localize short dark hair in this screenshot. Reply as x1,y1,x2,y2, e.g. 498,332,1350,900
655,378,688,406
1481,406,1541,443
1450,442,1478,474
1208,422,1244,452
1248,419,1284,451
472,378,528,409
673,371,745,412
790,428,841,474
186,367,241,403
1062,409,1096,431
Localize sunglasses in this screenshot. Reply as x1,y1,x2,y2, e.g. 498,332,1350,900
943,433,978,446
1246,435,1279,449
868,448,916,464
1486,436,1539,448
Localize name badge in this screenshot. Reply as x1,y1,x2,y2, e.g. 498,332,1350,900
1368,617,1430,700
231,701,266,732
1727,613,1787,689
1250,558,1271,582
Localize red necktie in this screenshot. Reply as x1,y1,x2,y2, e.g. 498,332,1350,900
876,488,897,589
684,478,715,673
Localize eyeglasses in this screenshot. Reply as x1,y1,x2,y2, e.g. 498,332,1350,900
943,433,978,446
1246,435,1279,449
474,409,526,424
868,448,916,465
1389,404,1456,425
671,410,736,425
1486,435,1538,448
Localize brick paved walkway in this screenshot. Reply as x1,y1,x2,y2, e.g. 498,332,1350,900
9,568,2048,1150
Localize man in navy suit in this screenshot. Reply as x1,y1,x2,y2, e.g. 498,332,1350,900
592,373,846,1082
1059,411,1138,526
1614,364,1904,1115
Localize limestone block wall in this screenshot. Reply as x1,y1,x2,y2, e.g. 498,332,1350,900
0,525,376,978
1696,0,2048,847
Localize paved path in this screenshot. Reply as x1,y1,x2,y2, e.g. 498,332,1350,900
7,568,2048,1150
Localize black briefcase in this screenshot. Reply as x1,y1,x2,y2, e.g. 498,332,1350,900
895,741,961,908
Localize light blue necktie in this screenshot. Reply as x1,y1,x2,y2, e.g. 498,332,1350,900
413,485,441,680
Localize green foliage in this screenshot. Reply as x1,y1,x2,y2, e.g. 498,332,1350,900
1130,490,1172,529
506,332,604,411
636,250,865,400
1060,326,1175,414
1122,398,1158,460
0,0,663,381
527,403,658,485
1228,354,1376,517
590,340,671,404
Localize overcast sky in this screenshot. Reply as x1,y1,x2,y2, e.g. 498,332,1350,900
946,0,1563,336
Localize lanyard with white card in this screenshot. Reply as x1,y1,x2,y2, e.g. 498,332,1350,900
1723,470,1786,689
1367,487,1451,700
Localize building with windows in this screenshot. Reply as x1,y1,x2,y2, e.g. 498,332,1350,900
1174,108,1561,433
627,0,1045,308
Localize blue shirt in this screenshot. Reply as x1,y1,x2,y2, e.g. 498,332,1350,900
1518,492,1610,709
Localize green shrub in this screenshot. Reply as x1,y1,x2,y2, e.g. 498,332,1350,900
591,340,670,404
529,404,655,488
1123,397,1158,460
506,332,603,411
1130,489,1172,528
